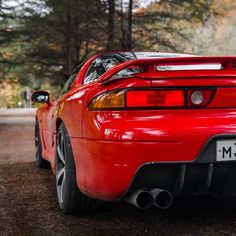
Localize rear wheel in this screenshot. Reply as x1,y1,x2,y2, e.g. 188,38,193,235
56,122,100,214
35,120,50,168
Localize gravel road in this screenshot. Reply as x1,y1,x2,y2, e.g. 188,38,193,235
1,109,236,236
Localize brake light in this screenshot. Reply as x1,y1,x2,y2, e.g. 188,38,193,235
126,90,184,107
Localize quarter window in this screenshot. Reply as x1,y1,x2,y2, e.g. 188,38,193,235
84,58,106,84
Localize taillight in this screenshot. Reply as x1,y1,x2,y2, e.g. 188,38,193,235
187,89,215,107
126,90,184,107
88,88,215,110
88,90,125,109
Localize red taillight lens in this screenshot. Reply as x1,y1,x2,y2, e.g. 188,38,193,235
88,88,216,110
187,89,215,107
126,90,184,107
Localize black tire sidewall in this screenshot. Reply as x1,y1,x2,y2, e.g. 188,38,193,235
35,121,44,168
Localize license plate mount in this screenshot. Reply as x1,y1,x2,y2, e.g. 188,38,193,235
216,140,236,162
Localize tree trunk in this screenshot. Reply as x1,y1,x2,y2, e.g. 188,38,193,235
126,0,133,50
107,0,115,50
120,0,126,50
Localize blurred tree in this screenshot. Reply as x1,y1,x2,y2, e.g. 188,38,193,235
132,0,216,51
18,0,108,85
107,0,115,50
185,0,236,55
0,0,218,105
126,0,133,50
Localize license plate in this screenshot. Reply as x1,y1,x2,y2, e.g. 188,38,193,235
216,140,236,161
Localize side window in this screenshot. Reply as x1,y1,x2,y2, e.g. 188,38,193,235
84,58,106,84
58,73,77,97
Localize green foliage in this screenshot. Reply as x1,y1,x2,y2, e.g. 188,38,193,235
0,0,218,107
132,0,216,52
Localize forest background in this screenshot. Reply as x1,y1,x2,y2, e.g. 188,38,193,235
0,0,235,108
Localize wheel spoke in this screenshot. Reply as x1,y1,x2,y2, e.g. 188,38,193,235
56,166,65,204
57,144,65,164
56,129,67,205
61,134,64,155
60,175,66,203
57,185,63,204
56,167,65,185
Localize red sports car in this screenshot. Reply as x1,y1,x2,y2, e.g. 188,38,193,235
32,51,236,214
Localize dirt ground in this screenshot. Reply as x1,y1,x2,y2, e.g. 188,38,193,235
1,111,236,236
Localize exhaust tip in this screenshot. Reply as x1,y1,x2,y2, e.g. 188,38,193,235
125,190,153,209
151,189,172,209
136,191,153,210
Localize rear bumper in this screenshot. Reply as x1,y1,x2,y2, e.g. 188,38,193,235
71,134,236,201
124,135,236,198
124,162,236,198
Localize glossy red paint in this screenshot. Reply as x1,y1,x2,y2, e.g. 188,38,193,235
35,53,236,201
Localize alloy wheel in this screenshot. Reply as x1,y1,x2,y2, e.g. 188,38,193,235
56,130,66,206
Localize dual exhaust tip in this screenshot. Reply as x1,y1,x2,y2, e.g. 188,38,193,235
125,188,172,210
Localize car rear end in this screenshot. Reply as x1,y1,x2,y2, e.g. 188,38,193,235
72,55,236,208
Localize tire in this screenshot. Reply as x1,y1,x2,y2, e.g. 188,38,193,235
35,119,50,168
56,122,100,214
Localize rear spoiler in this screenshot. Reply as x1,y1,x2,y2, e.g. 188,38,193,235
97,56,236,84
